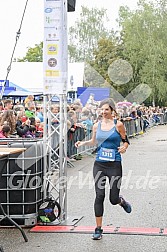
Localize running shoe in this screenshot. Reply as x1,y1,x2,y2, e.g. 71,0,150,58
92,227,103,240
120,196,132,213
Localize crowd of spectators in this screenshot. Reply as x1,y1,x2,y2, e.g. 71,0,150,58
0,95,166,143
66,97,167,136
0,95,44,139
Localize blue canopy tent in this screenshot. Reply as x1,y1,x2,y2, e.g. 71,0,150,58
9,82,29,92
6,90,42,97
0,87,16,96
1,82,43,104
0,82,30,97
2,82,42,97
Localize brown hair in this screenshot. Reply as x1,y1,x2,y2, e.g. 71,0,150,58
2,125,11,134
1,110,16,134
99,98,116,111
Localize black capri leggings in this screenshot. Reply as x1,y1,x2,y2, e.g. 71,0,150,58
93,160,122,217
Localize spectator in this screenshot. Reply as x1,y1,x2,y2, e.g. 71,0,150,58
0,101,4,111
0,125,11,138
24,95,34,110
13,104,25,112
36,106,44,122
25,101,36,118
3,99,13,111
1,110,16,134
16,119,30,137
25,125,36,138
80,108,93,136
35,118,43,138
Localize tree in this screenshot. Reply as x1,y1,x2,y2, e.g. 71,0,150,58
85,38,118,86
17,42,43,62
118,0,167,105
68,6,111,62
17,6,111,63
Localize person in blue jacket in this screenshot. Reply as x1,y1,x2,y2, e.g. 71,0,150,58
75,98,132,240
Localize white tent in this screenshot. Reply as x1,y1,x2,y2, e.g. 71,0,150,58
1,62,84,93
6,90,42,97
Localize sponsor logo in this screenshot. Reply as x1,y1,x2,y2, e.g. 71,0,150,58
45,26,62,30
45,79,59,84
44,6,61,13
47,44,58,55
44,26,56,29
45,33,59,42
46,17,60,24
46,38,59,42
45,7,53,13
45,70,60,77
48,58,57,67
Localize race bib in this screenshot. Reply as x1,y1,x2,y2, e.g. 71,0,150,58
99,147,115,161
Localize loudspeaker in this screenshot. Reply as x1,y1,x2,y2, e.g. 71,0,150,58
68,0,76,12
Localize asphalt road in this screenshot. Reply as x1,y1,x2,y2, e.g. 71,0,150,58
1,125,167,252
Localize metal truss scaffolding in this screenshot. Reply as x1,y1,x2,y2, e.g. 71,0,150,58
43,0,82,225
43,94,67,223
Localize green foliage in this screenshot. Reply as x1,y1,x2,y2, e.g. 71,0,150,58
85,38,118,86
17,1,167,105
17,42,43,62
118,0,167,105
68,6,110,62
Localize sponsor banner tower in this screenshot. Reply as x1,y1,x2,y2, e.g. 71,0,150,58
43,0,68,223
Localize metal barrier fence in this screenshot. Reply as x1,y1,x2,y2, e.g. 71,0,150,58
75,119,144,157
72,113,167,158
124,118,143,137
163,112,167,124
0,112,166,226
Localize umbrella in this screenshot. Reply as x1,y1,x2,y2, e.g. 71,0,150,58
117,101,132,107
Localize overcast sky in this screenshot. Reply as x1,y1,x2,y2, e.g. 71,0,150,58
0,0,138,78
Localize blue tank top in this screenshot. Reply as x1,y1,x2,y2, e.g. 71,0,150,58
96,121,122,162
